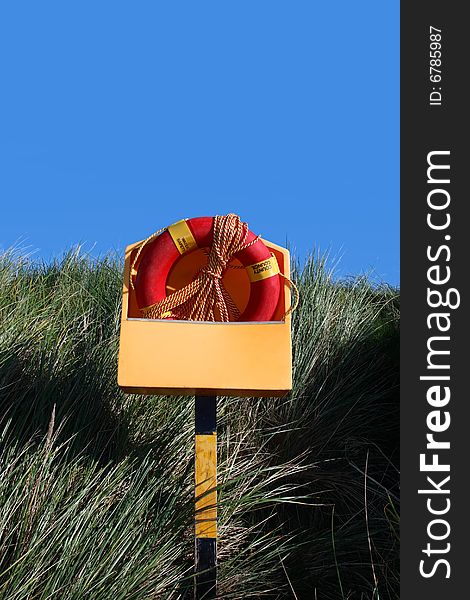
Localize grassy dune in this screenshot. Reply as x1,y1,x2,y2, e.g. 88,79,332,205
0,249,399,599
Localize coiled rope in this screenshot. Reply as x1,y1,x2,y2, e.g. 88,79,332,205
131,213,299,322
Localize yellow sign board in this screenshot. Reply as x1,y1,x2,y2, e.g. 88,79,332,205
117,237,292,397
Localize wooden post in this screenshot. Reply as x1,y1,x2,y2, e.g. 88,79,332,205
194,395,217,599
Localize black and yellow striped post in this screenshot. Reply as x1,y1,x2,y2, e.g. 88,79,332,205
194,395,217,599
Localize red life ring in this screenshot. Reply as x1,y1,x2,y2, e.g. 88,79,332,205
134,216,281,321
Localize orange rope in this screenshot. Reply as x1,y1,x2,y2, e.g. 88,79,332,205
142,214,259,321
279,271,300,316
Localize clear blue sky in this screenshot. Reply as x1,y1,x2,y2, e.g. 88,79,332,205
0,2,399,284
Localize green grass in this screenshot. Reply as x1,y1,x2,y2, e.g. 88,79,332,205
0,248,399,599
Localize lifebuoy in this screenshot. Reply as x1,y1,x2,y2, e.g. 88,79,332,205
134,216,281,321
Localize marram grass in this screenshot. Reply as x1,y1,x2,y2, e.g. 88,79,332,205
0,248,399,599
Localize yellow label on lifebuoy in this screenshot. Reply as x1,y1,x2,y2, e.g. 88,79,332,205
246,256,280,282
167,219,198,254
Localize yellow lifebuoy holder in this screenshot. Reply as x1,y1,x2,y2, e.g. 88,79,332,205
118,214,293,397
